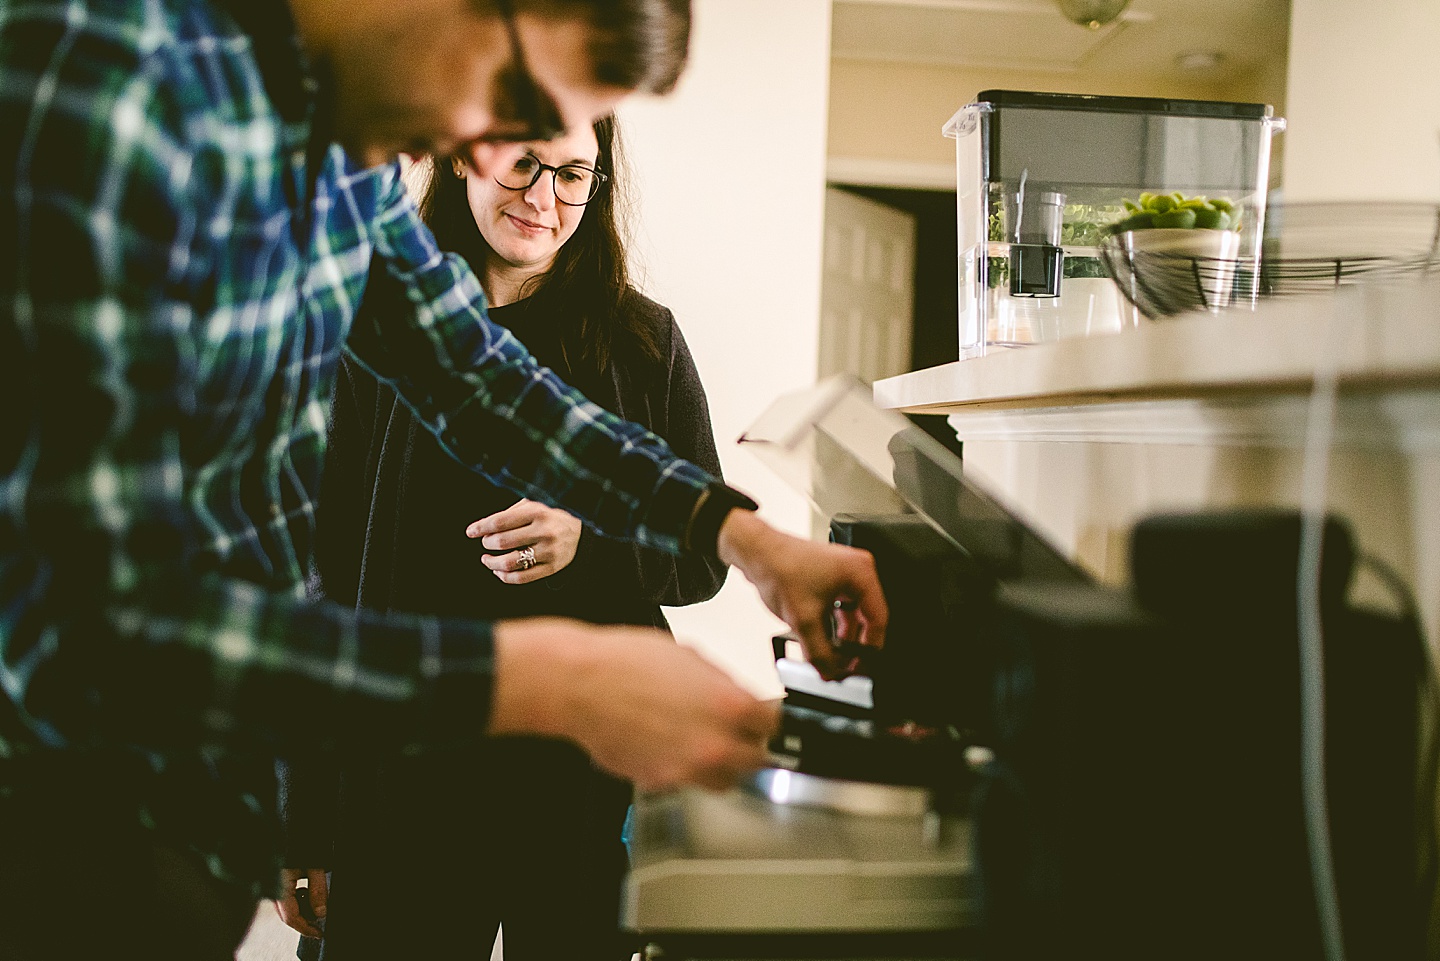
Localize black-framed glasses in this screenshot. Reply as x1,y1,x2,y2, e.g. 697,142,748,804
470,0,566,146
496,154,608,205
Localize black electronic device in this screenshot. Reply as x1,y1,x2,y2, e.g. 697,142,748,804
974,509,1425,960
625,381,1426,961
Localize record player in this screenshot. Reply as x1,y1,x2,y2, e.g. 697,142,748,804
621,379,1090,960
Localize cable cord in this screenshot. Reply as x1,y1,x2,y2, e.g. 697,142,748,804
1358,548,1440,923
1296,286,1350,961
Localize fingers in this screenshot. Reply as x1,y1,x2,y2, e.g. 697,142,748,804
792,611,844,681
305,869,328,922
741,697,784,742
495,621,779,791
850,562,889,652
471,522,536,552
467,503,580,583
623,665,780,791
833,545,887,651
831,601,859,647
672,736,772,793
718,512,888,675
629,722,773,793
480,546,545,584
465,499,540,540
274,869,324,940
783,544,890,681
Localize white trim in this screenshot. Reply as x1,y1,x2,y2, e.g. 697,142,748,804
829,48,1085,72
826,156,955,190
833,0,1153,22
940,392,1440,451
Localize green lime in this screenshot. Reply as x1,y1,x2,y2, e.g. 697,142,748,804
1110,212,1155,233
1191,207,1228,229
1153,208,1198,229
1148,195,1177,214
1210,197,1235,213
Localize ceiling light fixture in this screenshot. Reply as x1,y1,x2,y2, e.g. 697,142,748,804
1055,0,1132,29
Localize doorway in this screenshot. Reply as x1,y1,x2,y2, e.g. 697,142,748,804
819,183,963,458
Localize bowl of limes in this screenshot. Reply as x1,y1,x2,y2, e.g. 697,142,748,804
1102,197,1440,320
1100,191,1246,318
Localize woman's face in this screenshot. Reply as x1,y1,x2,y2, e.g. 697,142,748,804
466,124,602,278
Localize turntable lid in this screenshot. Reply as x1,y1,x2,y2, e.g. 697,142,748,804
739,376,1085,583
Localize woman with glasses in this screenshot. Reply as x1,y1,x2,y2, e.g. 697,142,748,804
280,114,726,961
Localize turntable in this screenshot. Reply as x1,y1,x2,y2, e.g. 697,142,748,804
621,378,1088,960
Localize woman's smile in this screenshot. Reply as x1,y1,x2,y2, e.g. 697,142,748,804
504,211,550,235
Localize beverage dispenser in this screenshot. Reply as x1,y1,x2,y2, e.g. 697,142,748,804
946,90,1284,358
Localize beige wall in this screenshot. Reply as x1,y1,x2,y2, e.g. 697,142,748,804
827,57,1288,174
1283,0,1440,202
619,0,833,698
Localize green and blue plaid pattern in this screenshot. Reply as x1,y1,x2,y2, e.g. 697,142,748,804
0,0,714,895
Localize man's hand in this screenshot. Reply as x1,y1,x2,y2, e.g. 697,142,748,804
274,868,328,940
467,499,582,584
489,619,780,791
715,508,887,681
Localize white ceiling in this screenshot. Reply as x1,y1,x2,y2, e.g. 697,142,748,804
831,0,1291,85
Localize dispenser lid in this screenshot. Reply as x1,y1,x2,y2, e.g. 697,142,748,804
975,89,1274,120
738,377,1086,584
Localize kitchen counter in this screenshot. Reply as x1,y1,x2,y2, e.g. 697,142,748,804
875,278,1440,414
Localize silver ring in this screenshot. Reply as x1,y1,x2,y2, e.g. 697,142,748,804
516,546,537,571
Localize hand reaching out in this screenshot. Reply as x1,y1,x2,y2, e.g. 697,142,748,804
489,618,780,791
467,499,582,585
274,867,328,939
715,508,887,681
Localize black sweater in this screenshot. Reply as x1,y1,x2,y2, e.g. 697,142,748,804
281,288,728,866
314,290,727,627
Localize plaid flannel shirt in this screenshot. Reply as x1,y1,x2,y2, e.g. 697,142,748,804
0,0,716,896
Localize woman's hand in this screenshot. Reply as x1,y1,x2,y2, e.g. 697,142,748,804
467,499,582,584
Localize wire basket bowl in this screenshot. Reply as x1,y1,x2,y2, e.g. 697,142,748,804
1100,202,1440,320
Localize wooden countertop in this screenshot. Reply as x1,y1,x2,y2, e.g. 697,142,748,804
873,279,1440,415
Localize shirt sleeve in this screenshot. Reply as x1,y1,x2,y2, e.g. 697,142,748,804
0,25,496,760
344,175,718,558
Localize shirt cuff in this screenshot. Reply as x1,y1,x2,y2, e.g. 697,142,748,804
683,481,759,558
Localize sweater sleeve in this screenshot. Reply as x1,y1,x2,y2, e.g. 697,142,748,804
309,355,375,607
634,310,729,607
281,355,381,869
276,753,340,868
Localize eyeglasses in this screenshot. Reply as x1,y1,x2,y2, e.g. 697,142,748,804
470,0,566,146
496,155,608,206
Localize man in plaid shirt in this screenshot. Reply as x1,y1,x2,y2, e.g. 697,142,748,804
0,0,887,955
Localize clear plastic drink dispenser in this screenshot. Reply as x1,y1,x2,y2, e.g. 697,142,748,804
945,90,1284,358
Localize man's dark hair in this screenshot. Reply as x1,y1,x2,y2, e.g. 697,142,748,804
489,0,692,95
419,114,663,378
